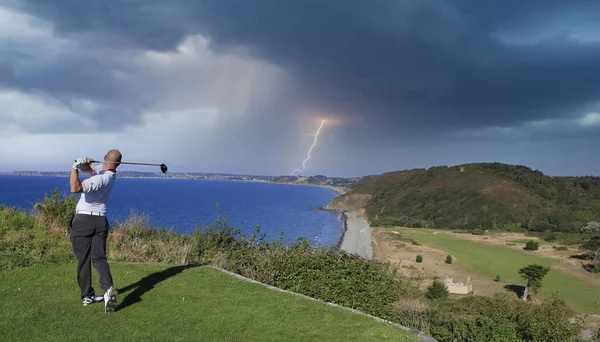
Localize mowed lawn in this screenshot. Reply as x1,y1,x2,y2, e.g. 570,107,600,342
395,228,600,314
0,262,417,342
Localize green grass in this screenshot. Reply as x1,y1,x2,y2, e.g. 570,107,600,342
395,228,600,314
0,262,417,342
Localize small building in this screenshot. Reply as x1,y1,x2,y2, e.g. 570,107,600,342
444,275,473,295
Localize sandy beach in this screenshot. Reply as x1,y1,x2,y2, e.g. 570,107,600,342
340,211,373,259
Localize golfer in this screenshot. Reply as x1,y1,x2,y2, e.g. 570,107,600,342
69,149,121,313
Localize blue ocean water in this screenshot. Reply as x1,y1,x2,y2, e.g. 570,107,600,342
0,176,344,247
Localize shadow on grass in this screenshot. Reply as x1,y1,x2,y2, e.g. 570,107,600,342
117,263,202,311
583,263,600,273
569,254,590,260
504,284,525,299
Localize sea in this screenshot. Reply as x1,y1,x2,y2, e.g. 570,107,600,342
0,175,345,247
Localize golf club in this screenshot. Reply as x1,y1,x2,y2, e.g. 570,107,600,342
75,159,168,173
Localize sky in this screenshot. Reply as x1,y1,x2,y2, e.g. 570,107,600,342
1,0,599,178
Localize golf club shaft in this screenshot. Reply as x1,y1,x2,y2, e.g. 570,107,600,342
90,160,162,167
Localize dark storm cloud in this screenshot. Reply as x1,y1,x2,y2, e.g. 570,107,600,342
6,0,600,138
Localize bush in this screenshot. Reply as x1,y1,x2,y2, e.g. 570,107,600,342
472,228,485,235
581,221,600,234
494,274,500,282
544,232,557,242
524,241,539,251
416,255,423,263
396,216,412,227
428,294,582,342
445,255,452,264
33,189,77,235
426,277,448,299
0,205,73,270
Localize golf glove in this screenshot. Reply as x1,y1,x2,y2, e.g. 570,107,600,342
72,157,88,170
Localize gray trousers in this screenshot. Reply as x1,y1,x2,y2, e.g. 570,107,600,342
69,214,114,299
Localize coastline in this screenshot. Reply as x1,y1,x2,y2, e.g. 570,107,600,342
338,211,373,259
2,174,348,195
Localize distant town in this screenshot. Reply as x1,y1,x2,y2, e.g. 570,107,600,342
0,171,358,189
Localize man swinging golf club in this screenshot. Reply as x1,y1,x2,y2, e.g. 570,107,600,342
69,149,121,313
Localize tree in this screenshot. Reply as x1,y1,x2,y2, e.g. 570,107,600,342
524,241,539,251
445,255,452,264
396,216,412,227
426,277,449,299
581,236,600,273
518,264,550,301
581,221,600,234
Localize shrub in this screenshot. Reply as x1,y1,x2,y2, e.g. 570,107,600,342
0,205,73,270
581,221,600,234
416,255,423,263
396,216,412,227
472,228,484,235
429,294,582,342
445,255,452,264
33,189,77,235
426,277,448,299
524,241,539,251
392,296,431,332
544,232,557,242
494,274,500,282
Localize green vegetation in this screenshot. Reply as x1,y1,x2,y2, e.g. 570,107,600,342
333,162,600,232
524,241,539,251
512,238,550,245
581,221,600,234
416,255,423,263
445,255,452,264
426,277,449,299
396,228,600,314
581,236,600,273
519,264,551,300
0,190,591,341
495,274,501,282
0,263,416,341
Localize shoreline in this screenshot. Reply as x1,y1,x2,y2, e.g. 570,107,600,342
338,211,373,259
2,174,349,195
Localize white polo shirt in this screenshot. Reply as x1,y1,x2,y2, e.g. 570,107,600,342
75,170,117,215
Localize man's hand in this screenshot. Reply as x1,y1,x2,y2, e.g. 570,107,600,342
72,157,93,170
73,157,86,170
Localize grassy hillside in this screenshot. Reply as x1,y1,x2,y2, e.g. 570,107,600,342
0,263,417,341
329,163,600,232
395,229,599,314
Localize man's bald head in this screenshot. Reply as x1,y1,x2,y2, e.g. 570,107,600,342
104,149,122,169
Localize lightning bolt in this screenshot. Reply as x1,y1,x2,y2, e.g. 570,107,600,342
291,120,326,176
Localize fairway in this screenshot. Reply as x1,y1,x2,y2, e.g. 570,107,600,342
395,228,600,314
0,263,417,342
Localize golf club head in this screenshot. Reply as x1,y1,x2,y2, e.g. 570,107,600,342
160,164,168,173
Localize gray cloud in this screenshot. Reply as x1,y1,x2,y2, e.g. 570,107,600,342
2,0,600,176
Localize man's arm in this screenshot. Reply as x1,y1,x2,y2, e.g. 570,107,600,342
70,157,91,193
70,168,86,193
